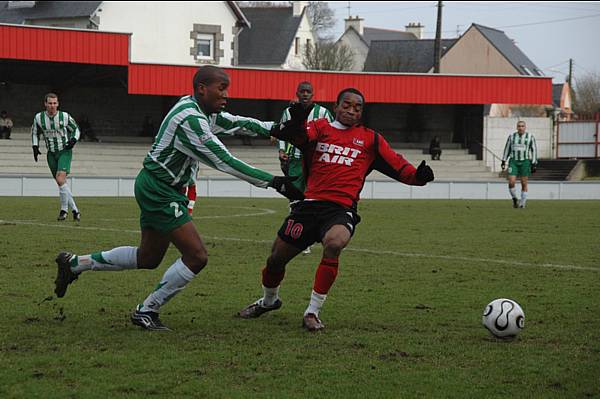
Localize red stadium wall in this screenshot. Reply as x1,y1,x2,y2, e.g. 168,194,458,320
0,24,129,66
1,24,552,105
128,63,552,105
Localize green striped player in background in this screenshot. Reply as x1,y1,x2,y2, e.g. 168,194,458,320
278,82,333,254
278,81,333,192
31,93,81,221
53,65,303,331
501,120,538,208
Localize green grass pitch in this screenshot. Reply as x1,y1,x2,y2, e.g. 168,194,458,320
0,197,598,398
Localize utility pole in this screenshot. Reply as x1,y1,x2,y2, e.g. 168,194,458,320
347,1,351,18
567,58,573,88
433,1,443,73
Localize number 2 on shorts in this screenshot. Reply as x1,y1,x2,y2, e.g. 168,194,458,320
170,202,183,218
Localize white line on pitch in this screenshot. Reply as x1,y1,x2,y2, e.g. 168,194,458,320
1,219,597,273
95,206,278,221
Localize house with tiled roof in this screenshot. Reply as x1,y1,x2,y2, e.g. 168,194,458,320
438,24,543,76
363,39,456,73
0,1,250,66
553,82,574,120
238,2,316,69
336,16,418,71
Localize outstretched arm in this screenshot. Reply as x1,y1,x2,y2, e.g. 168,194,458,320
213,112,274,138
174,114,303,200
372,133,434,186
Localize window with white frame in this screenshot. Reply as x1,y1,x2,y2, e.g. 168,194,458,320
190,24,224,64
196,33,214,59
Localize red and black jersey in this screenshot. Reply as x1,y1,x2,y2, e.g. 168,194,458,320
302,119,424,209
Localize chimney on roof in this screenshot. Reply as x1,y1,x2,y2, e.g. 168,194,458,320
345,15,364,36
405,22,424,39
293,1,307,17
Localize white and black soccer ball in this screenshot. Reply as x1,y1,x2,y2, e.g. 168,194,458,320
482,298,525,338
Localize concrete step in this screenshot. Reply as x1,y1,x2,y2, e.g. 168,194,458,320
1,165,500,179
0,158,490,172
3,131,497,180
1,146,479,161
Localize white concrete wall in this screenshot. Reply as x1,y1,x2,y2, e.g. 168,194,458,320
97,1,237,66
336,29,367,71
483,117,553,172
2,176,598,200
282,11,317,70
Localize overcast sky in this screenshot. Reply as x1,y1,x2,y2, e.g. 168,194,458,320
327,1,600,84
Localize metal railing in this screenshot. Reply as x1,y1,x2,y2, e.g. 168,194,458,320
474,140,503,174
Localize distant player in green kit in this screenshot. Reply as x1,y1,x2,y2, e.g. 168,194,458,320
278,81,333,192
31,93,81,221
278,81,333,254
501,120,538,208
53,66,303,331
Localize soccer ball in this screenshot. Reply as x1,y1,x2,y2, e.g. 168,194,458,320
482,298,525,338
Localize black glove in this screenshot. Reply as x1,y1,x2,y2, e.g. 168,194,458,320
531,163,537,173
269,176,305,201
32,145,41,162
501,161,506,170
64,138,77,150
270,103,313,143
415,160,434,183
288,102,313,125
270,122,307,144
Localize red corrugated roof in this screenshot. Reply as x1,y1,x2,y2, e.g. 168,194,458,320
1,23,552,105
128,63,552,105
0,24,129,66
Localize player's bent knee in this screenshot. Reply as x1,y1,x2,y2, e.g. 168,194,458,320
184,250,208,273
136,250,165,269
137,258,162,269
55,175,67,186
322,239,346,256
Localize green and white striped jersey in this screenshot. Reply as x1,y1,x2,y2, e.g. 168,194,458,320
143,95,275,189
31,111,80,153
278,103,333,159
502,132,538,164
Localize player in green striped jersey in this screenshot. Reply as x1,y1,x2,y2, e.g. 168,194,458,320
31,93,81,221
278,81,334,191
501,120,538,208
53,66,303,331
278,82,333,255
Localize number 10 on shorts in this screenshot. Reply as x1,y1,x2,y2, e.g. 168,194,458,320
284,219,303,239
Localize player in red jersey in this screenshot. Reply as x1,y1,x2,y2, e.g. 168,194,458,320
238,88,434,331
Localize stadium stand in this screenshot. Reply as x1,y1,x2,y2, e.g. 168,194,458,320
528,160,578,181
2,128,502,180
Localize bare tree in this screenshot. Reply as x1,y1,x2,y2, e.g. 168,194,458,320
574,72,600,115
302,41,354,71
238,1,336,40
306,1,336,40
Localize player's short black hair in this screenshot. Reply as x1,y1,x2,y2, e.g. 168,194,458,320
193,66,229,91
297,81,313,90
336,88,365,105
